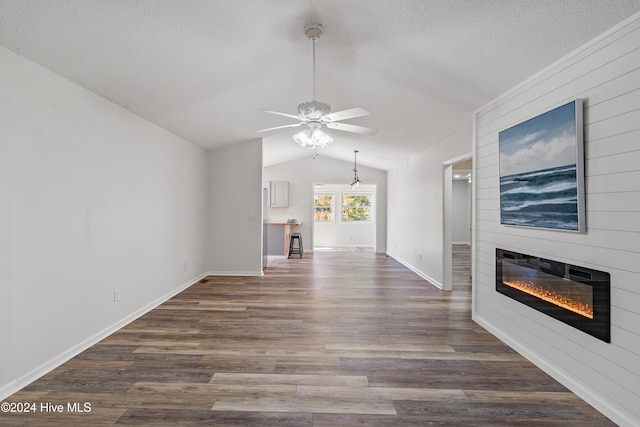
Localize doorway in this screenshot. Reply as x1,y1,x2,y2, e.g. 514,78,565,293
442,154,473,291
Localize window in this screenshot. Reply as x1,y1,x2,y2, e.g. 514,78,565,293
342,193,372,222
314,193,334,222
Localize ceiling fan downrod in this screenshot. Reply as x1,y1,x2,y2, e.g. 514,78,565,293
305,24,323,103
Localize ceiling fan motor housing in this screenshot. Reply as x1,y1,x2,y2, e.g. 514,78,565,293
298,101,331,120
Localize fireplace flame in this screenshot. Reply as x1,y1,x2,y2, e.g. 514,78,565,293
503,280,594,319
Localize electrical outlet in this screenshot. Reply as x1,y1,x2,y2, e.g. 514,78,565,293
114,291,120,303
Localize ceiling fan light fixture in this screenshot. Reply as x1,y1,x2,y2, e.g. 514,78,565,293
293,123,333,149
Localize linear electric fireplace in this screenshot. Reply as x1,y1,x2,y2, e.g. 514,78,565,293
496,249,610,342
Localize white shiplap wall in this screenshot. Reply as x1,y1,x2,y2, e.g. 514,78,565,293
473,13,640,426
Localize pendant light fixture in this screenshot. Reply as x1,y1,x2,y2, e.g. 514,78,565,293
351,150,361,189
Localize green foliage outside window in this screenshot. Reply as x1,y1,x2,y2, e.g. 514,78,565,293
342,194,372,222
314,194,333,222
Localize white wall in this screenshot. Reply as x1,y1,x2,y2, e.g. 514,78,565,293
263,155,387,253
0,46,209,398
386,129,472,288
452,180,471,244
473,13,640,426
207,139,263,275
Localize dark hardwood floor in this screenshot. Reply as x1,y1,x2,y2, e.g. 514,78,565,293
1,248,614,426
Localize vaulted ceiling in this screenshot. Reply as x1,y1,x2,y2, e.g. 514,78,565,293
1,1,639,170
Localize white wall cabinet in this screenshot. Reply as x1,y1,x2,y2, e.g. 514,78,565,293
269,181,289,207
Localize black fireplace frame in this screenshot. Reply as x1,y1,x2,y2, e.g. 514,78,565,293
496,248,610,342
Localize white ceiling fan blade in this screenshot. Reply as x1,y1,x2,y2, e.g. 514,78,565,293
323,107,370,122
326,122,378,135
263,110,305,121
256,123,303,133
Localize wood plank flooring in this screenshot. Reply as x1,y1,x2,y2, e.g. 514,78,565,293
0,247,614,426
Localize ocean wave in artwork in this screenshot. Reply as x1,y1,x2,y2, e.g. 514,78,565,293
500,164,579,230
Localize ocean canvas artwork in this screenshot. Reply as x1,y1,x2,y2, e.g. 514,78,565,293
499,100,584,232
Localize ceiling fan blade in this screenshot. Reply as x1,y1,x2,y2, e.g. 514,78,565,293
263,109,305,121
326,122,378,135
323,107,370,122
256,123,303,133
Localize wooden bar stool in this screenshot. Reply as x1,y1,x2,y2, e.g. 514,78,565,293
288,232,303,258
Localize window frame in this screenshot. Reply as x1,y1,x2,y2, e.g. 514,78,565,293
313,192,335,223
340,191,374,223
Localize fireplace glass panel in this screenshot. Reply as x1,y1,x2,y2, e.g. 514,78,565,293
501,261,593,319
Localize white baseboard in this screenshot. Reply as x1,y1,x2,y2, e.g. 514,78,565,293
0,272,207,401
473,313,637,427
386,251,443,289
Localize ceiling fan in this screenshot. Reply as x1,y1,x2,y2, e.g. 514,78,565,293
257,23,377,149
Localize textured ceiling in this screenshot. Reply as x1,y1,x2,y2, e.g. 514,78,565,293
1,1,639,170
